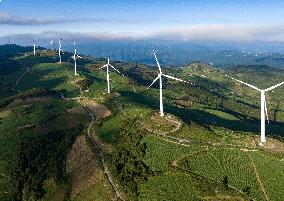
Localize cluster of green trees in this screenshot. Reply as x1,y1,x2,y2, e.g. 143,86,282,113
76,78,92,90
14,88,55,99
11,126,83,200
0,59,22,74
0,88,56,108
0,44,32,57
110,118,153,200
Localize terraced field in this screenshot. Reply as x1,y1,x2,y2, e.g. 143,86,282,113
249,152,284,201
177,148,284,200
138,173,199,201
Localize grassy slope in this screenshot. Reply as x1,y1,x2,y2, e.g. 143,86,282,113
249,152,284,201
16,63,81,97
0,95,87,200
0,48,284,201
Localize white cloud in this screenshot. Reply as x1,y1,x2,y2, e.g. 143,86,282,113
152,24,284,42
3,23,284,43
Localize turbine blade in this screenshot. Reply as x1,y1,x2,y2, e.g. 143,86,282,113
153,52,162,73
264,82,284,91
99,65,107,69
264,94,269,123
162,74,187,83
146,75,160,90
109,64,124,76
225,75,260,91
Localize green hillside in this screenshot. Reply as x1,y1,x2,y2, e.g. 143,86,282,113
0,46,283,201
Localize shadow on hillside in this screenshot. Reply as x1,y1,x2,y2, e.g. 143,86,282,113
17,56,58,68
80,71,106,83
120,90,284,138
201,106,258,122
15,67,79,98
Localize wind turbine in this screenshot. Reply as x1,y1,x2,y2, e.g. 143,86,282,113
50,40,53,50
100,57,124,93
71,42,82,75
58,38,62,63
226,75,284,145
147,51,188,117
33,38,36,56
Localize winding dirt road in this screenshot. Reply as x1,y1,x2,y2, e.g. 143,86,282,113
61,82,124,200
142,116,182,136
85,107,125,201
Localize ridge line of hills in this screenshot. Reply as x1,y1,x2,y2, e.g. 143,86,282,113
0,44,283,201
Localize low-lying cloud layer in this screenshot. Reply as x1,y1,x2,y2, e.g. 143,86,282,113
2,22,284,43
38,24,284,42
155,24,284,42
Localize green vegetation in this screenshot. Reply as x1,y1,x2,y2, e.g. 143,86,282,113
12,127,82,200
249,152,284,201
15,63,81,98
138,173,199,201
97,111,125,143
142,135,197,172
0,46,283,201
179,148,267,200
109,119,153,200
0,94,86,201
71,178,114,201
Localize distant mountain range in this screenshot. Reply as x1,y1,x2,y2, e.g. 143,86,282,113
63,40,284,69
2,35,284,69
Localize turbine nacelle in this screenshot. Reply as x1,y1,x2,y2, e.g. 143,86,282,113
146,73,188,90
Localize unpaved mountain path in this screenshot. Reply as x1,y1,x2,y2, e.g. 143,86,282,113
142,117,182,135
84,107,125,201
61,77,124,200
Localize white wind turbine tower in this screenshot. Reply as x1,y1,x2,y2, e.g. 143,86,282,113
58,38,62,63
71,42,82,76
147,51,188,117
50,40,53,50
100,57,124,93
226,75,284,145
33,38,36,56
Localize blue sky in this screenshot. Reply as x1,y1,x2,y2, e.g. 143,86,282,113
0,0,284,41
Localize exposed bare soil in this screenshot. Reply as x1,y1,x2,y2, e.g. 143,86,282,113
0,109,12,118
6,97,50,109
67,106,87,115
79,98,111,120
66,135,100,197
